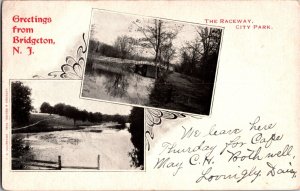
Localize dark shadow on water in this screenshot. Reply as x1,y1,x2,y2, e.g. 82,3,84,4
87,130,103,133
93,68,131,99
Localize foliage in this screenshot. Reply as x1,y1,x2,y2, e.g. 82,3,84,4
131,19,182,76
95,42,121,58
11,81,33,127
12,134,32,169
40,102,53,114
178,27,222,83
149,73,174,106
128,107,144,169
88,39,153,63
39,102,127,128
12,134,31,158
113,35,135,59
160,42,176,71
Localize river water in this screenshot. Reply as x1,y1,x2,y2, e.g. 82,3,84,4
12,125,136,170
82,60,155,105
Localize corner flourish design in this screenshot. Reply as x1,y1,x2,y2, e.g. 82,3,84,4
145,108,203,151
145,108,187,151
33,33,87,79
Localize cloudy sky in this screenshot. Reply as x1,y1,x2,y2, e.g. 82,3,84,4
90,10,206,63
21,80,133,115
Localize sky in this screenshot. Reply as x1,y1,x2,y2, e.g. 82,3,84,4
21,80,133,115
90,10,213,64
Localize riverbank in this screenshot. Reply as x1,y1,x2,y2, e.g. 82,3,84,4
12,113,118,134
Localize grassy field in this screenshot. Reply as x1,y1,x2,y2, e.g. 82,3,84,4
149,71,214,115
12,113,99,133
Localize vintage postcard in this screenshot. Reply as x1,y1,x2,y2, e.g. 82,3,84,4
1,0,300,190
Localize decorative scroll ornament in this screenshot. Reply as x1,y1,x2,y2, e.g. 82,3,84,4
145,108,203,151
145,108,185,151
33,33,87,79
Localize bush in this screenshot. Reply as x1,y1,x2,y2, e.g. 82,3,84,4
128,107,144,169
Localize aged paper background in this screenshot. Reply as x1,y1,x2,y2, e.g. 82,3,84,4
2,1,300,190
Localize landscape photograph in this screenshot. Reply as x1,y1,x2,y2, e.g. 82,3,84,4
11,80,144,170
81,10,223,115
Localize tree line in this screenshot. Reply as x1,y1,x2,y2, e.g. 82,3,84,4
90,19,222,82
132,20,222,83
175,27,222,83
88,37,153,62
40,102,128,127
11,81,128,128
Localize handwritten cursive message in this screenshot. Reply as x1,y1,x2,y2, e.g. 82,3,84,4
152,116,297,183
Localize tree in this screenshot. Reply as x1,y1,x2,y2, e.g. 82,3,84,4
180,38,202,76
196,27,222,61
113,114,126,128
132,19,182,78
196,27,222,82
79,110,89,122
88,112,97,123
63,105,80,126
40,102,53,114
179,27,222,81
128,107,144,169
93,112,103,123
11,81,33,127
96,43,120,58
113,35,134,59
161,42,176,71
53,103,66,116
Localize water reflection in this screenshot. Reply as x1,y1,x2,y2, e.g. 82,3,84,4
95,69,130,98
83,60,155,105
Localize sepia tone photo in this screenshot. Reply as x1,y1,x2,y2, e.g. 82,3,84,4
11,80,144,171
81,10,223,115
